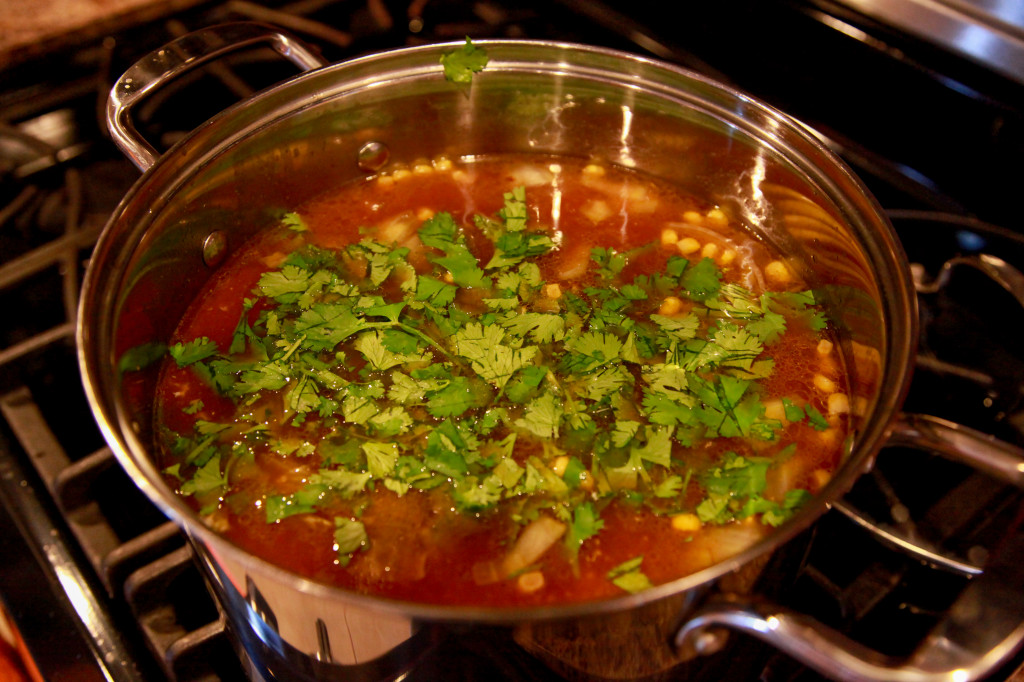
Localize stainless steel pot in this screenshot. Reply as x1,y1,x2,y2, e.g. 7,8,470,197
78,22,1024,681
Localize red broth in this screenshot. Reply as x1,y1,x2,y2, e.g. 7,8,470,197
150,155,849,607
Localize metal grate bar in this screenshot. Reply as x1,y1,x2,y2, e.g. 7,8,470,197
1,386,243,681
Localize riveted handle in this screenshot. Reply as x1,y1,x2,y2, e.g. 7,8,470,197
677,415,1024,681
107,22,328,171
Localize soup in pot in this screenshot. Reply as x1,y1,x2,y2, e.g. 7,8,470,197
135,154,852,607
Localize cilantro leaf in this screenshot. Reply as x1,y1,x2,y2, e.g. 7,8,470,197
426,375,477,417
486,230,555,269
607,556,653,593
499,312,565,344
362,442,399,478
514,391,563,439
561,331,623,375
334,517,368,566
681,257,722,301
265,483,328,522
309,469,372,497
291,304,368,351
452,322,537,389
591,247,628,279
118,341,167,373
354,330,431,371
179,454,228,496
632,426,673,469
415,276,458,306
452,476,503,511
440,37,489,84
650,313,699,341
282,211,308,232
701,453,769,498
417,212,489,288
367,406,414,436
482,187,555,268
169,338,219,367
566,502,604,558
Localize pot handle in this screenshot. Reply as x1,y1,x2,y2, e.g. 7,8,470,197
676,415,1024,681
107,22,328,171
885,412,1024,487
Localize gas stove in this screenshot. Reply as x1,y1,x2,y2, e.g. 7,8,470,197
2,1,1024,681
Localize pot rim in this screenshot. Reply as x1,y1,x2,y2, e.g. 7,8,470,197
77,35,918,624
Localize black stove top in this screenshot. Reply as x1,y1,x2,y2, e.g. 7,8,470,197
2,1,1024,681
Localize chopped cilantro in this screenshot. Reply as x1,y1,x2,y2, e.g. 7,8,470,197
452,322,537,389
607,556,653,593
179,454,227,496
168,338,219,367
418,212,490,288
333,517,368,566
157,174,843,587
426,376,477,417
118,341,167,373
440,37,489,84
282,211,308,232
681,257,722,301
566,502,604,558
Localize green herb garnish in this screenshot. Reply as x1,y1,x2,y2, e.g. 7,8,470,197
440,37,489,84
139,181,838,593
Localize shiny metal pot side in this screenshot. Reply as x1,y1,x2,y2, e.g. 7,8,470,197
78,24,1024,681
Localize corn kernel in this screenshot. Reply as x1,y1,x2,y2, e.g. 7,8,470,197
661,228,679,245
765,259,794,282
853,396,869,417
677,237,700,255
433,156,453,171
682,210,704,225
544,283,562,299
517,571,546,593
828,392,850,415
416,207,435,221
412,161,434,174
765,260,792,284
672,513,702,532
811,468,832,490
766,260,789,279
376,174,395,188
550,456,570,476
763,398,786,423
817,428,840,447
705,208,728,228
392,168,412,181
701,243,719,259
817,339,834,356
658,296,683,315
443,272,455,284
819,355,839,377
583,163,606,176
582,199,612,223
719,249,737,266
814,374,837,393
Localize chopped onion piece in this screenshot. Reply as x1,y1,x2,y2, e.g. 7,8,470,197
703,521,767,564
501,516,567,577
